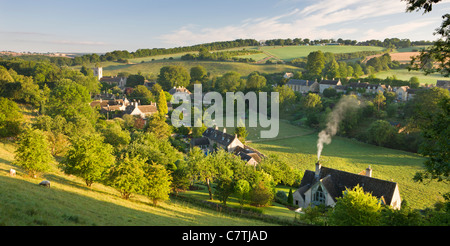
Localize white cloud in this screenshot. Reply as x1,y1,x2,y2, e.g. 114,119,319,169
157,0,438,47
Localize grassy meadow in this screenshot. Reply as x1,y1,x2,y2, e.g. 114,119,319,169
246,126,449,210
260,45,385,61
0,140,279,226
374,69,450,85
101,59,300,77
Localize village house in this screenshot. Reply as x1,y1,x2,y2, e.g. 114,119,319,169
90,98,157,119
319,79,341,94
283,72,294,79
286,79,319,94
125,101,158,119
393,86,410,102
436,80,450,91
293,162,401,210
169,86,191,96
93,67,127,88
191,127,265,165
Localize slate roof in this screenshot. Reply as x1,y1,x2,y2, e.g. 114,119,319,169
320,79,341,85
436,80,450,89
202,127,237,147
287,79,315,86
298,165,398,205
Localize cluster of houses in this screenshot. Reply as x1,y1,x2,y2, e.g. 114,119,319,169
285,76,450,102
90,96,158,120
91,66,408,211
191,127,265,166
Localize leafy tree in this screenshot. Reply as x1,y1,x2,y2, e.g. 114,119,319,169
125,131,181,168
157,90,168,116
190,65,208,84
109,154,147,199
287,189,294,205
145,114,172,140
234,126,248,143
144,162,172,206
235,179,251,207
367,120,396,146
99,120,131,150
216,71,245,93
405,0,450,76
246,71,267,91
322,59,340,79
301,93,322,111
249,170,275,207
129,85,154,105
126,74,145,88
373,92,386,112
414,97,450,182
306,51,325,77
157,65,190,91
14,128,53,177
0,97,23,137
47,79,95,122
274,85,296,112
408,87,449,129
61,133,115,187
323,87,337,98
169,159,191,194
328,185,381,226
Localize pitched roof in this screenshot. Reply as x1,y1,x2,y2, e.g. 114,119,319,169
287,79,314,86
298,165,398,205
436,80,450,88
320,79,341,85
202,127,237,147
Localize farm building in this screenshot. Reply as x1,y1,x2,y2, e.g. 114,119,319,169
293,162,401,210
286,79,319,94
319,79,341,93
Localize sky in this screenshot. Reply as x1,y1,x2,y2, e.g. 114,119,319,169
1,0,450,53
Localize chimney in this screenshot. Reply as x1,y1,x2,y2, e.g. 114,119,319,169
223,128,226,134
315,161,322,179
366,165,372,177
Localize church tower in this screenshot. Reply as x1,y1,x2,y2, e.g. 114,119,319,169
93,67,103,80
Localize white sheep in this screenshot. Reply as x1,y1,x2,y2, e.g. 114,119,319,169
39,180,51,188
9,169,16,177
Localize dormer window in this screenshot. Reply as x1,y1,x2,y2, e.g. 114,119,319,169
313,185,326,206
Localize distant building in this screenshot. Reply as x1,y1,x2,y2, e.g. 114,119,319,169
436,80,450,91
93,67,103,80
191,127,265,165
286,79,319,94
100,76,127,89
293,162,401,210
319,79,341,93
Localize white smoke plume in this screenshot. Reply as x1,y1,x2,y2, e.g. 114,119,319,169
317,95,361,161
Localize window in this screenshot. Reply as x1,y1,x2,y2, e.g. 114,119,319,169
313,185,326,205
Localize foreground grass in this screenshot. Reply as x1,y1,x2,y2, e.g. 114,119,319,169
0,140,277,226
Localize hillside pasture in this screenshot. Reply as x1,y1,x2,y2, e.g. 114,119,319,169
261,45,385,61
375,69,450,84
0,140,278,226
102,60,301,77
246,126,450,210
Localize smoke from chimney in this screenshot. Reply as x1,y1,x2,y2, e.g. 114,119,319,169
317,95,361,161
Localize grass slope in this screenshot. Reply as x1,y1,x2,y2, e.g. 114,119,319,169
247,128,450,210
375,69,450,84
261,45,385,61
0,140,277,226
102,60,300,77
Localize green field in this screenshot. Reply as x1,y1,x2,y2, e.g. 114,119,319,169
0,140,278,226
246,126,450,210
102,60,300,77
261,45,385,61
375,69,450,85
